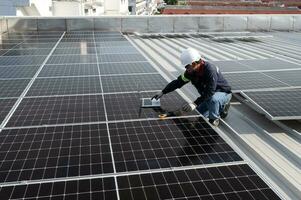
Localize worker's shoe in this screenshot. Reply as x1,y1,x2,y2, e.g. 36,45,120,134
220,101,231,119
209,118,220,127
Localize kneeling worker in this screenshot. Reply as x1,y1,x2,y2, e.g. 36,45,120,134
152,48,232,126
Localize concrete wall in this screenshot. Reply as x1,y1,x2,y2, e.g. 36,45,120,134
1,15,301,33
52,2,83,16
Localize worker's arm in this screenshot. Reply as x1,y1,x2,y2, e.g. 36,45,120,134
194,70,217,105
162,73,190,94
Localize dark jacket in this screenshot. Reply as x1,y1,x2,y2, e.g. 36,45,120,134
162,61,231,105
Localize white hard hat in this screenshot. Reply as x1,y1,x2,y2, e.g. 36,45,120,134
180,48,201,67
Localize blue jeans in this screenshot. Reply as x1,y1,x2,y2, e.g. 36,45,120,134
197,92,232,120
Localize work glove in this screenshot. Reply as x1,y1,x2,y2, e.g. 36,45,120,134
182,103,197,112
151,91,163,100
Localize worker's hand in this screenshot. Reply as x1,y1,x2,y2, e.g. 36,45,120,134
151,91,163,100
182,103,197,112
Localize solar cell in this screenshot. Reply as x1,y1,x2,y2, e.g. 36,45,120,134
242,89,301,120
224,72,288,92
109,117,242,172
0,56,46,66
98,53,147,63
0,98,17,125
98,62,157,75
0,124,113,182
0,66,39,78
27,77,102,96
105,91,198,121
53,47,96,55
0,177,117,199
16,43,56,49
94,37,127,42
101,74,168,93
264,70,301,87
56,42,96,48
1,49,51,56
117,164,280,200
47,55,97,64
6,95,106,127
39,64,99,77
0,79,31,98
95,41,132,47
60,38,95,43
97,46,139,54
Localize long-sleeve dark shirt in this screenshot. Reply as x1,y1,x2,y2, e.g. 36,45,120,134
162,61,231,105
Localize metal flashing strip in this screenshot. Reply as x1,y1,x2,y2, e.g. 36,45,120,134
0,32,66,130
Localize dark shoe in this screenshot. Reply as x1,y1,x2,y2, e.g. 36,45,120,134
220,101,231,119
209,119,219,126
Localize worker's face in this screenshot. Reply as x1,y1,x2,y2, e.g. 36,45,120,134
185,61,200,73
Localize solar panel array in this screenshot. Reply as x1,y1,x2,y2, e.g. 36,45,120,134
0,31,280,199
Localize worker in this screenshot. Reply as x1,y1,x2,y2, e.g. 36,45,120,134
152,48,232,126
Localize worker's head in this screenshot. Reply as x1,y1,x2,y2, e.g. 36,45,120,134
180,48,202,71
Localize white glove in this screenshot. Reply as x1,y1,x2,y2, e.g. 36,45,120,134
151,91,163,100
182,103,197,112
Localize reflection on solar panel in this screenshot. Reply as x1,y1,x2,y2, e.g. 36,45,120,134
101,74,168,93
7,95,106,127
0,31,280,199
105,91,198,121
110,117,242,172
118,164,280,200
242,89,301,120
0,124,113,182
27,77,102,96
0,177,117,199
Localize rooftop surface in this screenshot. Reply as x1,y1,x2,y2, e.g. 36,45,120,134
0,26,300,199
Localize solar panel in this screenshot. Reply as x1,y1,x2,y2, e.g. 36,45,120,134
94,37,127,42
0,56,46,66
117,164,280,200
98,54,147,63
0,79,31,98
0,98,17,124
264,70,301,87
6,95,106,127
110,117,242,172
242,89,301,120
101,74,168,93
99,62,157,75
47,55,97,64
238,58,301,70
211,60,255,72
95,41,132,47
105,91,198,121
39,64,99,77
60,38,95,43
224,72,288,92
56,42,96,48
27,77,102,96
0,65,39,78
0,124,113,182
16,43,56,49
53,47,96,55
0,177,117,199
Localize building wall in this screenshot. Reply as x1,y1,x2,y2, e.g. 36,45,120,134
0,1,17,16
104,0,128,14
